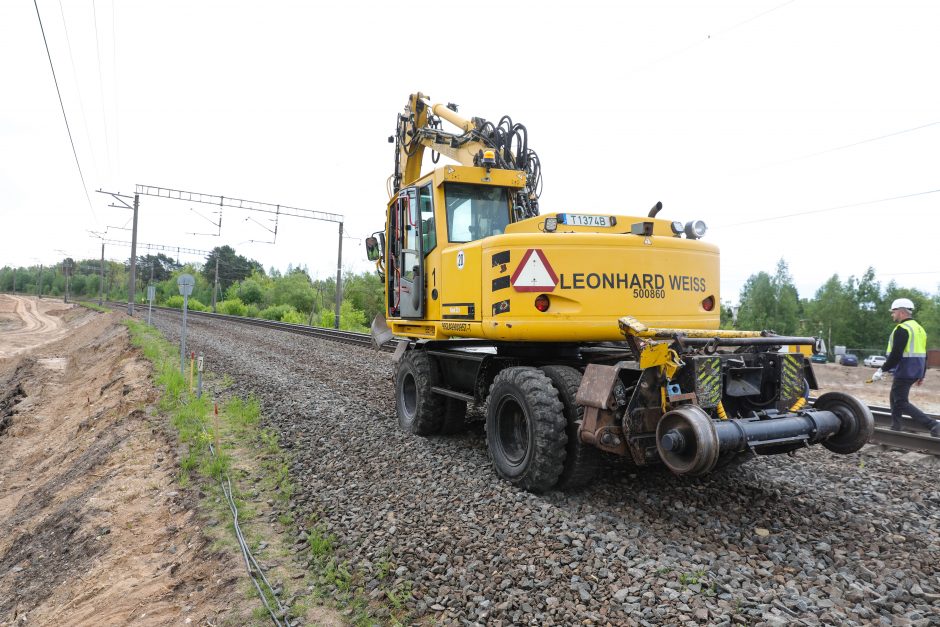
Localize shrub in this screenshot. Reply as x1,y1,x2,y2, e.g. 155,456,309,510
236,278,264,305
165,295,184,309
246,304,260,318
318,301,368,331
187,298,208,312
281,309,307,325
259,304,307,322
218,298,248,316
259,304,292,321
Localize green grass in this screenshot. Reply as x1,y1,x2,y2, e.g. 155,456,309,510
225,396,261,431
307,526,336,558
679,569,707,586
77,301,110,313
126,318,410,625
127,319,232,482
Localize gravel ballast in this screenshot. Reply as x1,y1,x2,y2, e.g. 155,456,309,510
149,310,940,626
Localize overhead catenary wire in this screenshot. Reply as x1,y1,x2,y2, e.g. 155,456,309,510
717,187,940,228
748,120,940,171
622,0,798,79
91,0,112,179
111,0,119,181
32,0,98,224
57,0,99,180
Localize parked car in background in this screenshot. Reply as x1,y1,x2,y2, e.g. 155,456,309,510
810,354,828,364
840,354,859,367
864,355,886,368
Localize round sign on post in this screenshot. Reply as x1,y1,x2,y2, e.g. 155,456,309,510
177,273,195,297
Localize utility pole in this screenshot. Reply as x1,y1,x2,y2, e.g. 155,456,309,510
98,243,105,306
212,255,220,313
129,194,139,315
97,189,140,315
63,259,71,303
38,264,43,299
334,222,343,329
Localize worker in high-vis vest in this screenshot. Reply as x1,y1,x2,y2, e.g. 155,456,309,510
872,297,939,437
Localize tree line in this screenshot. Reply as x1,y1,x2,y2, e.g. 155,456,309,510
4,251,936,350
0,245,383,332
725,260,939,353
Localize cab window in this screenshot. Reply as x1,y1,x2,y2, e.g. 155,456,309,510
444,183,510,243
418,184,436,256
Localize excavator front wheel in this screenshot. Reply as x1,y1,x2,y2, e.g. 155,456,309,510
396,350,444,436
486,367,566,492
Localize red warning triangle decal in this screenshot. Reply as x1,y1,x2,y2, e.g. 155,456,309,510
510,249,558,292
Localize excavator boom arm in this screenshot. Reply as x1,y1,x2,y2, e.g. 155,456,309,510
391,92,542,217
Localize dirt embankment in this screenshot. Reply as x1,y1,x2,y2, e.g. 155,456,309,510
0,296,245,625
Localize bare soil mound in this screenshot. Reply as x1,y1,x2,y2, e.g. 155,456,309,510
0,301,246,625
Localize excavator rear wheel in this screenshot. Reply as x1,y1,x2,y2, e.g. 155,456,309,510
485,367,566,492
396,350,444,436
540,365,602,490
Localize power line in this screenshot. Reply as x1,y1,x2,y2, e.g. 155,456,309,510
33,0,97,223
91,0,112,178
111,0,119,180
751,120,940,171
717,187,940,228
715,0,797,38
625,0,797,78
58,0,99,180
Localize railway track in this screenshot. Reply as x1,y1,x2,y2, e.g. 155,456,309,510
107,301,940,456
120,302,400,353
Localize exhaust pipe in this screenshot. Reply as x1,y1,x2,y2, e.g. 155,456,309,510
656,392,873,476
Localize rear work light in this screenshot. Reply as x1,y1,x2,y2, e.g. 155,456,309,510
535,294,551,312
701,295,715,312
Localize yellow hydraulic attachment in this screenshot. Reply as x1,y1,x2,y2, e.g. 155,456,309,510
639,342,684,380
619,316,763,341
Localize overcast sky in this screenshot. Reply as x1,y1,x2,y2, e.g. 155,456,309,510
2,0,938,304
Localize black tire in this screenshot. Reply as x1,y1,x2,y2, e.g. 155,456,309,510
485,367,566,492
396,350,444,436
815,391,874,454
540,365,601,490
439,397,468,435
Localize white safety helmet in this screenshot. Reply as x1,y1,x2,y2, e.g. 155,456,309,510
890,297,915,311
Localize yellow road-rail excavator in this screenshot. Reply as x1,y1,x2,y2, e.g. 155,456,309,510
366,93,873,491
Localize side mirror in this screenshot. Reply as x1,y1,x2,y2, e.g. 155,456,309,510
365,236,380,261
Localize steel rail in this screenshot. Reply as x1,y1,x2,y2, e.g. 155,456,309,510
114,303,940,455
868,427,940,455
120,302,400,353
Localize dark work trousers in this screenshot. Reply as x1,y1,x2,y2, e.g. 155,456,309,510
889,377,937,430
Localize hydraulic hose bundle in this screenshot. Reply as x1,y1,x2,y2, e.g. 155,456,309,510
391,95,542,218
